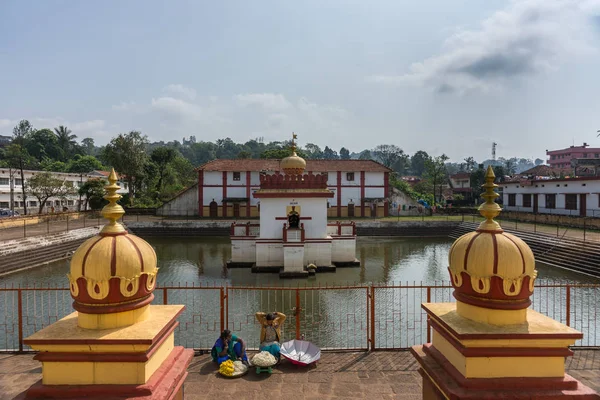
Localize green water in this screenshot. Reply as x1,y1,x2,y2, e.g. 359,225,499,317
0,236,597,287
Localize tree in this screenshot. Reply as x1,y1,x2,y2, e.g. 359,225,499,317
102,131,149,200
81,138,96,156
150,147,177,193
504,158,517,174
67,155,104,174
40,159,67,172
54,126,78,161
237,150,251,159
27,172,74,214
339,147,350,160
534,158,544,166
410,151,430,176
323,146,338,160
9,120,34,214
358,150,373,160
25,129,62,161
79,179,107,210
259,148,307,159
463,157,477,172
470,167,486,201
424,154,449,205
67,155,105,210
304,143,323,159
372,144,406,170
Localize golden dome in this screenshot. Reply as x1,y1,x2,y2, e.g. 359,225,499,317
281,151,306,175
67,169,158,316
280,133,306,175
448,166,537,314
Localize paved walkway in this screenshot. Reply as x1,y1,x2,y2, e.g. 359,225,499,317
1,350,599,399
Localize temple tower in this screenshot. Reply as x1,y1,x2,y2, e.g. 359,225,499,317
411,166,599,399
23,169,193,399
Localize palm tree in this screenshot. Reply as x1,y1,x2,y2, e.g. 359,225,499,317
54,126,77,161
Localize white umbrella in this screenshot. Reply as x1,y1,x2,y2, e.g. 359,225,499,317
280,340,321,366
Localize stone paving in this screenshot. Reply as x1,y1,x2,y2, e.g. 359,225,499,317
1,350,599,400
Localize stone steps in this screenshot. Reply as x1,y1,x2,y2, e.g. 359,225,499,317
0,237,89,276
127,227,230,237
449,222,600,278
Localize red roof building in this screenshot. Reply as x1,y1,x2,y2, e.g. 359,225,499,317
159,159,393,218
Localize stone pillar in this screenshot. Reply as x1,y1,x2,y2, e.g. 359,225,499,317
411,167,599,399
22,169,193,399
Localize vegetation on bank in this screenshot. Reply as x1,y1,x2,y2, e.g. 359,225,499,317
0,119,539,211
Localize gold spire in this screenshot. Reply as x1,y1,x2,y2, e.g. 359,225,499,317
478,165,502,231
291,132,298,154
100,168,126,234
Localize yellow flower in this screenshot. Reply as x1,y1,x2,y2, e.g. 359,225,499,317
219,360,235,376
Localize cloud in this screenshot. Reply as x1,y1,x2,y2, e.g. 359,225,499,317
151,96,230,124
112,101,138,111
368,0,600,93
72,120,106,131
234,93,292,111
163,84,197,100
0,119,15,131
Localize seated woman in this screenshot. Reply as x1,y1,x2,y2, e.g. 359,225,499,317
211,329,248,365
255,311,286,360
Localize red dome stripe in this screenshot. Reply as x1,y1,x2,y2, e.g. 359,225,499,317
124,235,144,273
110,237,117,276
491,233,499,275
81,236,104,276
463,233,481,271
503,234,526,275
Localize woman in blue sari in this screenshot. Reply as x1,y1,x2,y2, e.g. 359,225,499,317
211,329,248,365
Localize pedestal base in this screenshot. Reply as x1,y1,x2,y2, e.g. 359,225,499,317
25,346,193,399
412,345,599,399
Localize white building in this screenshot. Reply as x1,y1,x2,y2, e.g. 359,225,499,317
227,147,358,278
158,158,392,217
502,176,600,217
0,168,127,214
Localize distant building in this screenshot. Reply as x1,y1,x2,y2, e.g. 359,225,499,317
449,172,473,201
0,135,11,148
546,143,600,169
502,176,600,217
158,159,392,218
401,176,421,186
0,169,127,214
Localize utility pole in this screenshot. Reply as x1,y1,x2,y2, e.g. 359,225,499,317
9,167,14,213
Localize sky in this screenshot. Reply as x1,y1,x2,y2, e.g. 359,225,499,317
1,0,600,163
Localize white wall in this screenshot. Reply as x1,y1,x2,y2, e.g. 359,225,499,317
341,187,361,204
259,197,329,239
203,172,222,185
502,179,600,215
158,185,198,216
365,172,384,186
203,187,222,204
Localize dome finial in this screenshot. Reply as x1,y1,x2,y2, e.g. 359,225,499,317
478,165,502,231
100,168,126,234
291,132,298,154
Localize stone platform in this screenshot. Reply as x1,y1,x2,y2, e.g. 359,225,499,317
2,350,599,400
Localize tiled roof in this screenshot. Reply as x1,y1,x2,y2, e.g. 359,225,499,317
450,172,471,179
197,159,392,172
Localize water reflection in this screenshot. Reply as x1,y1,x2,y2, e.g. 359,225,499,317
0,236,598,287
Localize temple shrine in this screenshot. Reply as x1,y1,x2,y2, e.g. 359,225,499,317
411,166,599,399
21,169,193,399
228,134,359,277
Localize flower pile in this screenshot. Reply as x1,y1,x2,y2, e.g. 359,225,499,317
251,351,277,367
219,359,234,376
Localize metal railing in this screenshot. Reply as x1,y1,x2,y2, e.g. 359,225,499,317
1,281,598,353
